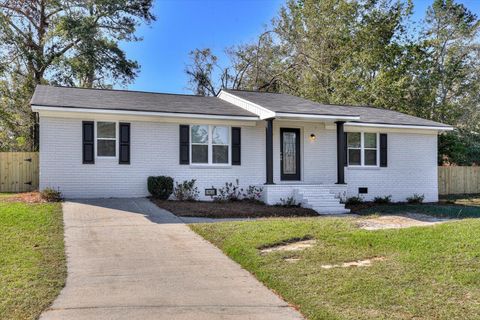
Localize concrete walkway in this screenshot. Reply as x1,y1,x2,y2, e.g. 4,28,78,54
40,198,303,320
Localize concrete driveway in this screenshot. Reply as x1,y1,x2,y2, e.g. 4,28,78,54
40,198,303,320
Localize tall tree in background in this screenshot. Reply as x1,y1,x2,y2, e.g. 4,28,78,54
186,0,480,165
0,0,155,151
421,0,480,164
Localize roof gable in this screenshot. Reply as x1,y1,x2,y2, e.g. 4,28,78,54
222,89,452,129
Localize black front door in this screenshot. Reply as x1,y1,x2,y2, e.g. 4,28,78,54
280,128,301,181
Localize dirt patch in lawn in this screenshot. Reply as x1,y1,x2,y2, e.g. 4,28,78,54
152,199,318,218
0,191,45,203
358,213,451,230
321,257,386,269
260,239,317,254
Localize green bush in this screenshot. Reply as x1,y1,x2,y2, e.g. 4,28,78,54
40,187,63,202
147,176,173,199
373,195,392,204
243,185,264,203
345,195,363,205
276,195,300,207
173,179,199,201
407,193,425,204
213,179,243,202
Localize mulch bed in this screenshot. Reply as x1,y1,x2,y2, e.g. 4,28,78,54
0,192,45,203
152,199,318,218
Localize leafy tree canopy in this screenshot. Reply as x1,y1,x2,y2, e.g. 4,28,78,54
0,0,155,150
186,0,480,165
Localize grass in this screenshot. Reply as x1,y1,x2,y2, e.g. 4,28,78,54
353,194,480,219
0,192,14,199
0,199,66,320
191,217,480,320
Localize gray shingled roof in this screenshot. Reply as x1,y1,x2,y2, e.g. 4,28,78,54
31,85,258,117
31,85,451,128
223,89,451,128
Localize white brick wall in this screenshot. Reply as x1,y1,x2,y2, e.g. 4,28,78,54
345,132,438,202
39,116,266,199
39,116,439,202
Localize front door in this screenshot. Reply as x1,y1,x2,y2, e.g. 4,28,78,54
280,128,301,181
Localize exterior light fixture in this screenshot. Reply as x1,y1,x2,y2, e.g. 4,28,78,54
309,133,316,141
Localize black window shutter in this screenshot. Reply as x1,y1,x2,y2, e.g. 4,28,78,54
380,133,388,167
179,125,190,165
119,123,130,164
232,127,241,165
343,132,348,167
82,121,95,164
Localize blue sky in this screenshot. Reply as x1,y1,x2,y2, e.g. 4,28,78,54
121,0,480,94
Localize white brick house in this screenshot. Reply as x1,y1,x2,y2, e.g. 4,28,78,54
31,85,452,214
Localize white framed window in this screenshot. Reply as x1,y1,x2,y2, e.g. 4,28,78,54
96,121,117,157
347,132,379,167
190,125,230,165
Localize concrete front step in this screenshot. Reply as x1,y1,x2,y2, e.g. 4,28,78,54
294,188,348,215
303,200,343,206
312,207,351,214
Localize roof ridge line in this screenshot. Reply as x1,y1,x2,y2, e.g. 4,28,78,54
38,84,212,98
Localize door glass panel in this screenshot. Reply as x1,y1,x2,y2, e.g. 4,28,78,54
283,132,296,174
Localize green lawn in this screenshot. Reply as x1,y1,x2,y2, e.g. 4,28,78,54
191,217,480,320
0,200,66,320
0,193,13,199
354,195,480,219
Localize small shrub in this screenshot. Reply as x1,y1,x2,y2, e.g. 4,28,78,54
40,187,63,202
407,193,425,204
373,195,392,204
147,176,173,199
243,185,263,202
173,179,199,201
345,195,363,205
277,195,300,207
213,179,243,202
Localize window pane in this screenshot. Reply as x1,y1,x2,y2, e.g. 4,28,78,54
212,126,228,144
191,125,208,144
348,149,361,165
97,122,116,138
192,145,208,163
213,145,228,164
347,132,361,148
365,149,377,166
97,140,116,157
364,133,377,148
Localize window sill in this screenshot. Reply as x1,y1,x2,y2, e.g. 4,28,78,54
347,166,381,170
189,164,232,169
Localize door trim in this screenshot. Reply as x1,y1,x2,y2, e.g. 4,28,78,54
280,128,301,181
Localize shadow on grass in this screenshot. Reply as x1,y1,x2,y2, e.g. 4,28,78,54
353,202,480,219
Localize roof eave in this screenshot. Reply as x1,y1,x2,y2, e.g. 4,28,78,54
31,105,260,121
345,122,454,131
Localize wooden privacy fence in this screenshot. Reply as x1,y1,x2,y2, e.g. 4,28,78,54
438,166,480,195
0,152,39,192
